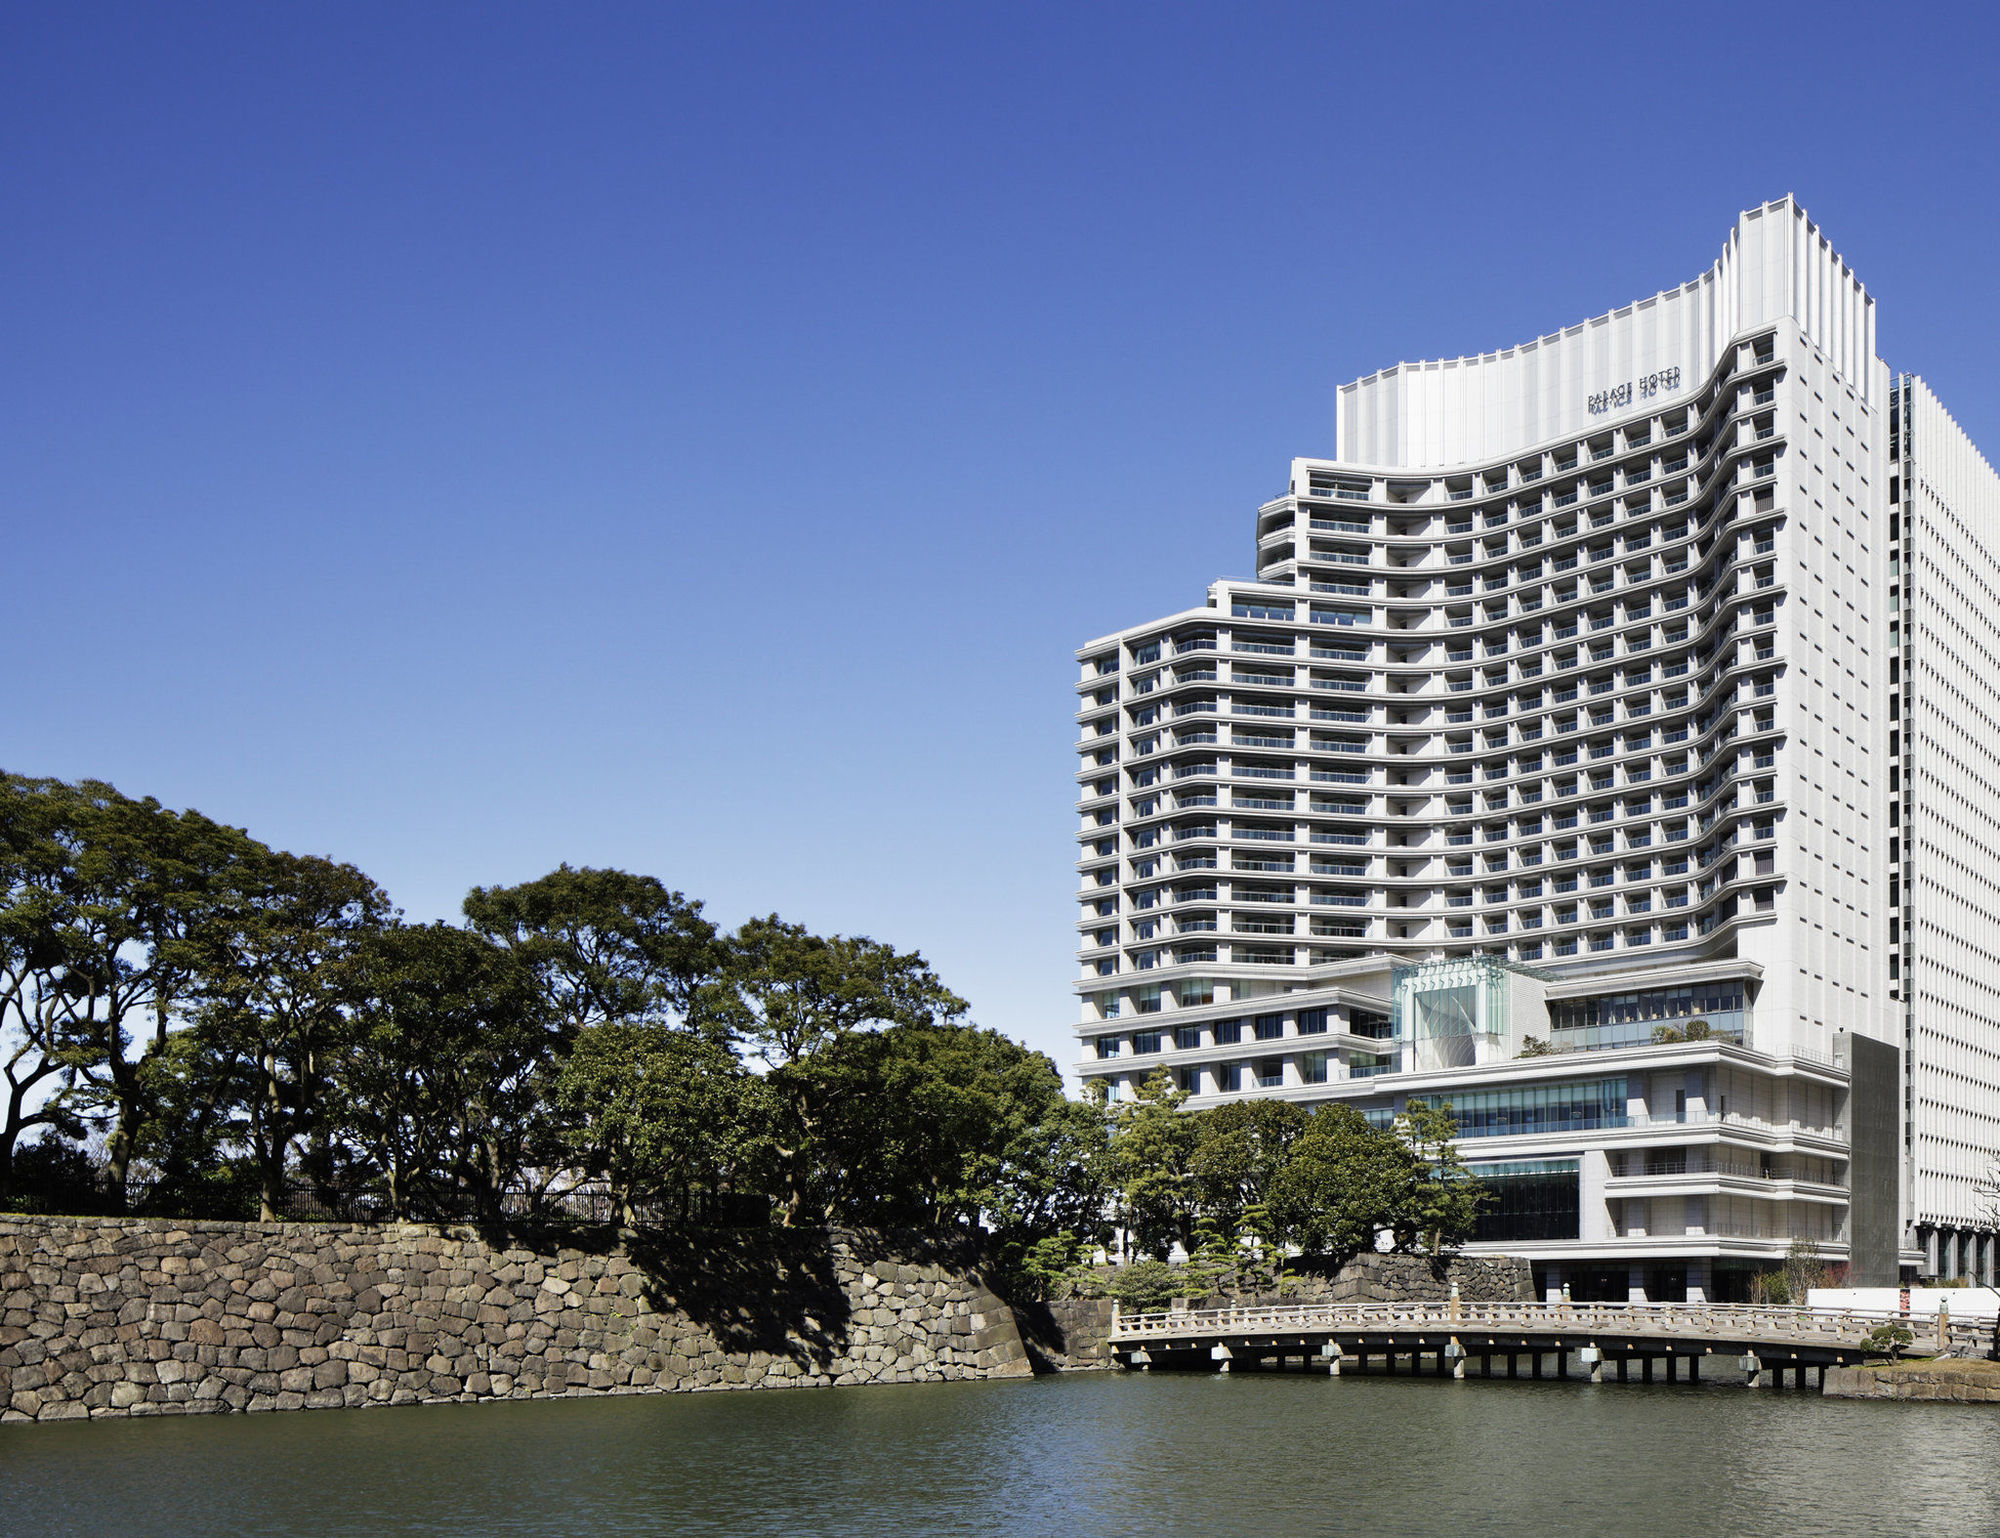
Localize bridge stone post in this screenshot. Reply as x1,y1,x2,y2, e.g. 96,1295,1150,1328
1579,1345,1603,1384
1211,1343,1232,1374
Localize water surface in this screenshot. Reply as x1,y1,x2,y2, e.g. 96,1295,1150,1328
5,1371,1997,1537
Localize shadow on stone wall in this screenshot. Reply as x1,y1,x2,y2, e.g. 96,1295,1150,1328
1011,1297,1115,1372
0,1216,1030,1422
622,1229,849,1370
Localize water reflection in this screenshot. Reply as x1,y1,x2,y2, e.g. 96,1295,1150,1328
6,1371,1999,1538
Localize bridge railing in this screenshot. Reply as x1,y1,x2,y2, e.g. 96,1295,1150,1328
1110,1299,1993,1355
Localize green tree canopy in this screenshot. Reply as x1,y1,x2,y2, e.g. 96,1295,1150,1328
1265,1105,1419,1263
1264,1102,1486,1263
0,773,270,1197
332,921,556,1221
463,865,725,1038
1106,1071,1204,1261
1190,1097,1311,1234
555,1022,764,1226
800,1021,1085,1237
723,916,967,1225
1395,1102,1485,1256
191,847,390,1218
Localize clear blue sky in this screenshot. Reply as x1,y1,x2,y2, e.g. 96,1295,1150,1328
7,3,1998,1073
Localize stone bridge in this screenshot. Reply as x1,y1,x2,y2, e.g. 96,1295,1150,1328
1110,1299,1999,1391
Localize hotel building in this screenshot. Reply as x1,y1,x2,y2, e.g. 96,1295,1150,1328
1072,198,2000,1299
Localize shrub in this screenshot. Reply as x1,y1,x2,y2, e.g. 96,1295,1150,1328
1862,1323,1913,1360
1107,1259,1184,1312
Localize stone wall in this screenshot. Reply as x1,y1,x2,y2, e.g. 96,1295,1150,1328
0,1216,1031,1423
1012,1297,1114,1371
1197,1252,1537,1309
1823,1360,2000,1402
1291,1252,1538,1305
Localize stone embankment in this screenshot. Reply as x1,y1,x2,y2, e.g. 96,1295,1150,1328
0,1216,1030,1423
1286,1252,1537,1305
1015,1297,1115,1370
1191,1253,1537,1310
1823,1359,2000,1402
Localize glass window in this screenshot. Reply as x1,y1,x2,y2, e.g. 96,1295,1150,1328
1213,1018,1242,1044
1467,1159,1581,1242
1409,1078,1629,1138
1254,1013,1285,1040
1547,984,1747,1050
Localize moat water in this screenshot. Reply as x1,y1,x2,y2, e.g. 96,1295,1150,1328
6,1370,1999,1538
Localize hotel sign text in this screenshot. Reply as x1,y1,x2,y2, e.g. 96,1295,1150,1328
1588,366,1682,415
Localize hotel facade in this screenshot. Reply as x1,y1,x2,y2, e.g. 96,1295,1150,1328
1072,199,2000,1300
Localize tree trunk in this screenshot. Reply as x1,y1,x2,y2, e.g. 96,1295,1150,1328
104,1112,135,1212
0,1053,63,1201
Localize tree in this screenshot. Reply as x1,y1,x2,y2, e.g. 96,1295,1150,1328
463,866,726,1037
1266,1105,1418,1263
1107,1071,1204,1261
2,776,267,1199
555,1022,763,1226
1863,1322,1914,1360
1191,1098,1310,1234
800,1021,1092,1241
1013,1230,1091,1302
988,1093,1114,1259
333,922,557,1221
1179,1219,1242,1299
192,849,389,1218
1395,1102,1486,1257
1105,1257,1182,1312
723,916,967,1225
0,775,92,1193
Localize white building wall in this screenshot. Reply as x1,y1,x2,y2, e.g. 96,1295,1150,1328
1904,377,2000,1232
1743,326,1894,1064
1337,198,1877,472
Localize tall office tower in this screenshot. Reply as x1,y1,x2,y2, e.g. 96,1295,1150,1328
1893,378,2000,1282
1072,198,2000,1299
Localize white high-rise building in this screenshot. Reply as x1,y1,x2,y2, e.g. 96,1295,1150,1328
1072,198,2000,1299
